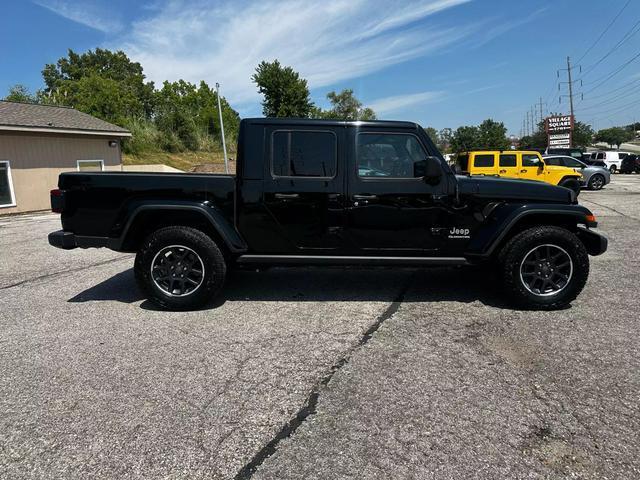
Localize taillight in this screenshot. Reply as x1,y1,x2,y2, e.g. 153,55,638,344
51,189,65,213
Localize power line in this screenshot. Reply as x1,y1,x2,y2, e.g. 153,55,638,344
579,18,640,80
583,50,640,94
576,0,632,65
576,85,640,112
585,75,640,101
588,95,640,118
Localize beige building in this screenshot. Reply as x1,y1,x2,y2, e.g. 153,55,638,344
0,100,130,215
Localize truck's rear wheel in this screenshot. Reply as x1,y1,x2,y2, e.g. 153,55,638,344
500,226,589,310
559,178,581,196
134,226,226,310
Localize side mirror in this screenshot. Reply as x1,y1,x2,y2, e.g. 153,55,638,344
414,156,442,184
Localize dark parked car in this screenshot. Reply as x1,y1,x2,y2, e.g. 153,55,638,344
49,118,607,311
620,154,640,173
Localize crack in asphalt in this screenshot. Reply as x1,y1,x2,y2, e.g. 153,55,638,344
233,272,415,480
0,255,134,290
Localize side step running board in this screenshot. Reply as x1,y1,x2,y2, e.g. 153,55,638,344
236,255,469,266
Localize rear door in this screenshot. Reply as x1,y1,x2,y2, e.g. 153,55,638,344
497,153,519,178
261,126,346,251
470,153,497,176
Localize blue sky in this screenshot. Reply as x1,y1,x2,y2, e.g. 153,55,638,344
2,0,640,135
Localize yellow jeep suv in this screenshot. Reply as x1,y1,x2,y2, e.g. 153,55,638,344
455,151,582,194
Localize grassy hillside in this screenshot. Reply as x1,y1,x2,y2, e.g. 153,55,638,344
122,150,232,172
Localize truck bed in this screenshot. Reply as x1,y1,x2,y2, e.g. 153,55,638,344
58,171,236,238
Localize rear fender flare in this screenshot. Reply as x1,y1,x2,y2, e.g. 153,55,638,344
116,203,247,253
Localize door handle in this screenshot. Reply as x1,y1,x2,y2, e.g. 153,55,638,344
353,194,378,200
520,169,527,173
274,193,300,199
499,169,507,174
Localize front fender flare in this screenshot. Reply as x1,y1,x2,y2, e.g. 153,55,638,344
465,203,593,258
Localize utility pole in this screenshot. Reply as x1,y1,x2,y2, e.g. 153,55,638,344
526,111,530,137
531,106,537,132
538,97,545,123
215,82,229,174
566,56,575,122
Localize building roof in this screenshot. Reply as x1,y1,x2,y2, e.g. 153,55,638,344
0,100,131,137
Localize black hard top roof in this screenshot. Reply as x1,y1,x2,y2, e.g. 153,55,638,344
242,117,420,129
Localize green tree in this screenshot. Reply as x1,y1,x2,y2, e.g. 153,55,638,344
477,119,510,150
595,127,634,149
450,126,480,152
317,89,376,120
424,127,438,145
438,128,453,152
519,120,546,149
154,80,240,152
572,121,594,148
40,48,155,123
252,60,313,117
4,84,37,103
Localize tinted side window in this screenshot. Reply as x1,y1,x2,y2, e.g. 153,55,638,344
499,154,516,167
596,152,604,160
357,133,429,178
456,154,469,172
522,154,540,167
474,154,494,167
544,157,563,166
563,157,583,168
272,131,336,177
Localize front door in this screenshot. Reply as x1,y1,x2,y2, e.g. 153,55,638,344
261,127,346,252
345,128,447,253
518,153,546,181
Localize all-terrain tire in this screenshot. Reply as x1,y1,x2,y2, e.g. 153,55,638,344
500,226,589,310
134,226,226,311
559,178,581,196
587,173,605,190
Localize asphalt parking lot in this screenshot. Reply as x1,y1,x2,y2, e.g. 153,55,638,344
1,176,639,479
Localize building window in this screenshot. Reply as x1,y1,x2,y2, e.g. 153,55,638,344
272,130,337,178
77,160,104,172
0,161,16,208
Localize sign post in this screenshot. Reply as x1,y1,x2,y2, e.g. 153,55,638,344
545,115,574,149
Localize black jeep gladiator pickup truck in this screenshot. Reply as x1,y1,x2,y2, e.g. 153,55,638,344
49,118,607,310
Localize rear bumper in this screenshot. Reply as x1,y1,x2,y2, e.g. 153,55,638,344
48,230,113,250
576,227,608,256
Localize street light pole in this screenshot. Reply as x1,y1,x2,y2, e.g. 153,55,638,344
215,82,229,174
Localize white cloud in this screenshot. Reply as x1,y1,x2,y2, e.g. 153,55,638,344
33,0,123,33
470,7,547,48
367,91,446,115
118,0,475,106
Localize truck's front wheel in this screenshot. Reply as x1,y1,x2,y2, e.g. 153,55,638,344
500,226,589,310
134,226,226,311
